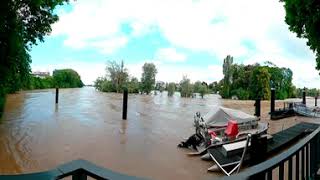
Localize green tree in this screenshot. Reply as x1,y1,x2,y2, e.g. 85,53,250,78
209,81,219,93
193,81,202,93
220,55,234,98
198,84,208,98
0,0,67,117
141,63,157,94
28,76,55,89
249,67,271,100
106,61,129,93
127,77,140,93
167,82,176,97
179,76,193,98
53,69,84,88
281,0,320,70
94,77,106,92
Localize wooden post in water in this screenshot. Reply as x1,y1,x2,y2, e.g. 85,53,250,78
270,88,275,114
122,89,128,120
254,99,261,118
302,88,306,105
315,96,318,107
55,88,59,104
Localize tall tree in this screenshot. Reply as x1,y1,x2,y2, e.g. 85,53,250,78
106,60,129,93
167,82,176,97
179,76,193,98
53,69,84,88
141,63,157,94
221,55,234,98
281,0,320,70
249,67,271,100
0,0,67,116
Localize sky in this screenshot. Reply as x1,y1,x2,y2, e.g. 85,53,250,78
30,0,320,88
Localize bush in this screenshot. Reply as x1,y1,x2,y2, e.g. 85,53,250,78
198,84,208,98
231,88,250,100
167,82,176,97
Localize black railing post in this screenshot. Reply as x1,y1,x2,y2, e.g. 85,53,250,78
122,89,128,120
303,88,306,105
310,138,317,179
55,88,59,104
271,88,275,114
72,170,87,180
315,96,318,107
254,99,261,118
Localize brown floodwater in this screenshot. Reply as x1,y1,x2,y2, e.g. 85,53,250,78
0,87,224,180
1,87,319,180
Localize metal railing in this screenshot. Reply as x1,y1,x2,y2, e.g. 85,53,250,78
220,126,320,180
0,159,148,180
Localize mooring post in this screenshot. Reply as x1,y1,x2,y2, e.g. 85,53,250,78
55,88,59,104
270,88,275,114
302,88,306,105
254,98,261,118
315,96,318,107
122,89,128,120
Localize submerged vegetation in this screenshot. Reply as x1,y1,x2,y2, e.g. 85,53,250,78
94,61,158,94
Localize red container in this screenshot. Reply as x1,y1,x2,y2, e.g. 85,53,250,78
225,120,239,137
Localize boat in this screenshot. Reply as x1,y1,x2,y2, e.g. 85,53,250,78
177,107,268,156
270,102,295,120
207,122,319,176
293,102,320,118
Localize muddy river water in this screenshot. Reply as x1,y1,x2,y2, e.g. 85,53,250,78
0,87,225,180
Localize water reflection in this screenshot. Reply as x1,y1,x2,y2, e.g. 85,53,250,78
0,87,221,179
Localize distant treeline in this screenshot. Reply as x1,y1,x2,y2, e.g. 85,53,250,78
95,58,320,101
0,69,83,117
95,61,157,94
27,69,84,90
295,88,320,98
213,55,320,100
95,61,210,98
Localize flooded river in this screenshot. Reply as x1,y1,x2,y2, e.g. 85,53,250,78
0,87,223,180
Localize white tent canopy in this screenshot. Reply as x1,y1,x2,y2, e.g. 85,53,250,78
203,107,258,127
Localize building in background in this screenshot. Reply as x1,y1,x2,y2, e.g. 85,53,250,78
32,71,50,79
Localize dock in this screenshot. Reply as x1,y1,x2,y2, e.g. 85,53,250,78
208,122,319,170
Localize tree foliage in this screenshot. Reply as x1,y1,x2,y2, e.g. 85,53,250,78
106,61,129,93
179,76,193,98
127,77,140,93
94,61,140,94
221,55,234,98
219,55,295,100
28,76,55,89
198,84,208,98
0,0,67,117
53,69,84,88
167,82,176,97
281,0,320,70
141,63,157,94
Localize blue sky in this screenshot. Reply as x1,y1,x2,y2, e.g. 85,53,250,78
30,0,319,87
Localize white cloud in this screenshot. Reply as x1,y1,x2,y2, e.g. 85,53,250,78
50,0,319,87
126,60,222,83
155,48,186,62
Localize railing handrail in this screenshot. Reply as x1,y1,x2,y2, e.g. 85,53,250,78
0,159,148,180
221,125,320,180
